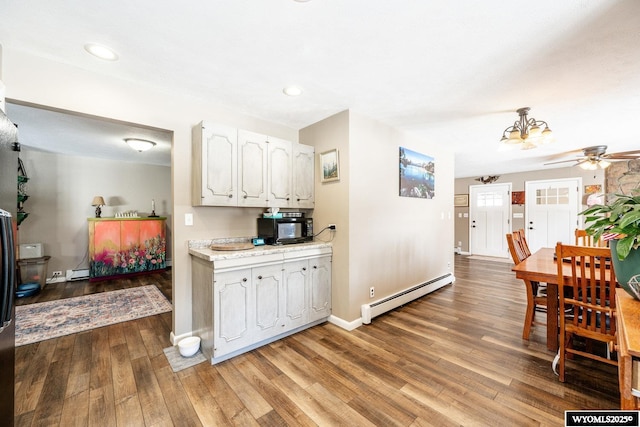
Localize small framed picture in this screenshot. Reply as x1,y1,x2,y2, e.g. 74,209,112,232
320,149,340,183
454,194,469,207
511,191,525,205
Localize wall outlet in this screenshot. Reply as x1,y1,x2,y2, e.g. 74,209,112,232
370,287,375,298
52,271,62,278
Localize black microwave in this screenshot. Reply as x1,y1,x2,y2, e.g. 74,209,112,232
257,217,313,245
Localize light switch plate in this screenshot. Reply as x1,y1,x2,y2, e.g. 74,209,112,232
185,213,193,226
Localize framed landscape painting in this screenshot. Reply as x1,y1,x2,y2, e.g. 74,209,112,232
320,149,340,183
399,147,435,199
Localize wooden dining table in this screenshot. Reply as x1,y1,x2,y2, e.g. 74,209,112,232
512,248,561,351
511,247,613,352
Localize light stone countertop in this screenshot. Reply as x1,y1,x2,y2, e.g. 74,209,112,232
188,239,332,262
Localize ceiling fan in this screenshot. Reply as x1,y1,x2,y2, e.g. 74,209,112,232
544,145,640,170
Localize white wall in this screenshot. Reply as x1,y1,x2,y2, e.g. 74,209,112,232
300,111,351,319
17,149,171,275
301,111,455,323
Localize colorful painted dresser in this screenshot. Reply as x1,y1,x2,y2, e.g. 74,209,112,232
88,217,167,281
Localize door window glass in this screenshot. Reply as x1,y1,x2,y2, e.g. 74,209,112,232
477,191,504,207
536,186,570,206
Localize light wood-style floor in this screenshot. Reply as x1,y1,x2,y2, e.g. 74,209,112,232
14,257,619,426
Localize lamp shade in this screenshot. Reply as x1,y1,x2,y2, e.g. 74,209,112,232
91,196,106,206
124,138,156,152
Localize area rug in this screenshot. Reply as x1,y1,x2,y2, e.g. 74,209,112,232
466,255,513,264
15,285,172,346
163,345,207,372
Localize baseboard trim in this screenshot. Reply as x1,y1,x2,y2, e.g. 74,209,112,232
170,331,193,346
328,315,362,331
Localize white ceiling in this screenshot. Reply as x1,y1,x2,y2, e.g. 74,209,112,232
1,0,639,177
6,102,172,167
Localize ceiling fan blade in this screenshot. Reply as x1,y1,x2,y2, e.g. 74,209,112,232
544,158,582,165
606,155,640,160
603,149,640,158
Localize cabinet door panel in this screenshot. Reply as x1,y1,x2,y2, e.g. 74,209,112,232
293,144,315,208
253,264,283,341
283,260,309,330
214,270,253,356
238,130,268,206
200,123,237,206
309,256,332,322
267,137,292,208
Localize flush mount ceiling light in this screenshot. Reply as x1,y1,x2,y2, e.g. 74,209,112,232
124,138,156,152
499,107,553,150
283,85,303,96
84,43,119,61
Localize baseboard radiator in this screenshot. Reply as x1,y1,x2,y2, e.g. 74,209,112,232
66,268,90,281
361,273,454,324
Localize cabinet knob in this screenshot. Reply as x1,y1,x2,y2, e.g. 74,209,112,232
302,267,306,271
228,194,233,198
313,265,318,269
257,275,263,280
243,195,247,199
242,278,247,282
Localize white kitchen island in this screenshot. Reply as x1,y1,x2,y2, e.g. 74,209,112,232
189,240,332,364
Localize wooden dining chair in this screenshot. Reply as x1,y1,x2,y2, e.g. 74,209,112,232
555,242,618,382
575,229,593,246
514,228,531,257
575,228,607,247
506,233,547,340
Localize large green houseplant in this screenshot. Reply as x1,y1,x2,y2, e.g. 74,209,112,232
581,193,640,293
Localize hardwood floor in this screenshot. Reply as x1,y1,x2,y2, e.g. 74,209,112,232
14,258,619,426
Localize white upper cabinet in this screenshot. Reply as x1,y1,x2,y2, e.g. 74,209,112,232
192,122,238,206
193,122,314,208
293,143,315,209
267,136,293,208
237,130,268,207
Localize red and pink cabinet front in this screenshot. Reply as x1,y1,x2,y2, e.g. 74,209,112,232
88,217,166,281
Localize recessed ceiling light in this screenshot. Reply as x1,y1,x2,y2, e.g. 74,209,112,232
283,86,303,96
84,43,119,61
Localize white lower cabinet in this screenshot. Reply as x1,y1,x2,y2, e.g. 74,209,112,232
309,255,332,322
213,269,254,356
283,259,309,331
191,246,332,364
252,264,284,342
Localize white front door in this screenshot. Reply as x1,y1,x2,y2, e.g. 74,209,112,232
469,183,511,257
524,178,581,254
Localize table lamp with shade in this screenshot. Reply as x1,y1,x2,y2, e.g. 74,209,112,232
91,196,105,218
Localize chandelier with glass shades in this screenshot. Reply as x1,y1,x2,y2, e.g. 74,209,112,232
499,107,553,150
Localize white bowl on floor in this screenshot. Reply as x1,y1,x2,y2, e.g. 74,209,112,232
178,336,201,357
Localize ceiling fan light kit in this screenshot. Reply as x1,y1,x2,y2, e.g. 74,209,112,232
499,107,553,150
